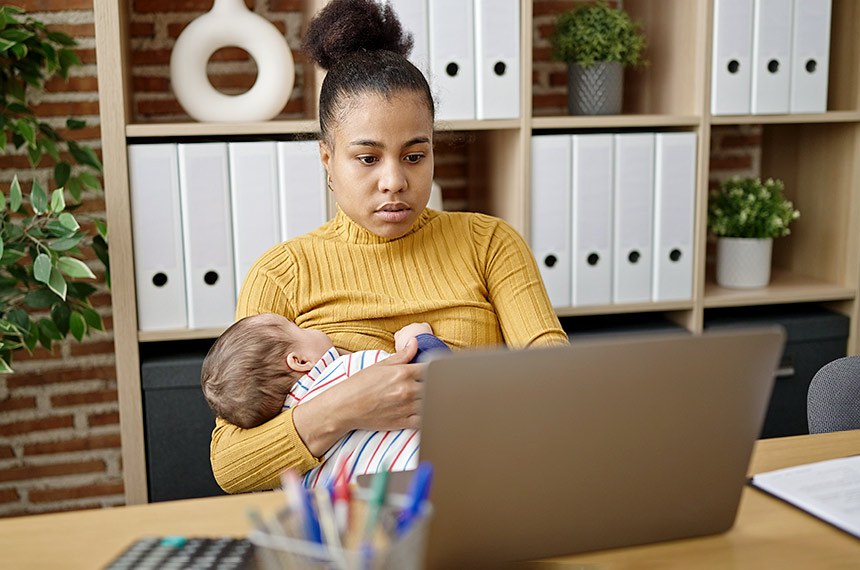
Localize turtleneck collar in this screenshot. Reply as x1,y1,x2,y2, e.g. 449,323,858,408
331,206,433,244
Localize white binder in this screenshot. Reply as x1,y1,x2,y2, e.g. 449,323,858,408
228,141,281,300
178,143,236,329
652,133,697,302
712,0,755,115
386,0,430,77
531,135,572,308
474,0,520,120
277,141,328,241
429,0,476,120
613,133,655,304
571,134,613,307
789,0,831,113
751,0,793,114
128,144,187,331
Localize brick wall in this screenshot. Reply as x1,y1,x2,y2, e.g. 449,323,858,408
0,0,760,518
0,0,121,517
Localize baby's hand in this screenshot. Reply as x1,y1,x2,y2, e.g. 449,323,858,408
394,322,433,351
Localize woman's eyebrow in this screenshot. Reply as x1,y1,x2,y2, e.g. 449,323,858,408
348,136,431,149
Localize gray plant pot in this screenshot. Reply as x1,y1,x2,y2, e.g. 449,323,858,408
567,62,624,115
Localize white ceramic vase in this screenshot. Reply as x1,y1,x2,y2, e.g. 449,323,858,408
716,237,773,289
170,0,295,122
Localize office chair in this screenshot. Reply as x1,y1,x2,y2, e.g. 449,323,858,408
807,355,860,434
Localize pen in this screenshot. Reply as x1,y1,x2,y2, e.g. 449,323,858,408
396,461,433,536
282,469,323,544
361,468,390,567
332,459,351,538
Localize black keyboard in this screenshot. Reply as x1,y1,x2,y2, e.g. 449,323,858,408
104,536,255,569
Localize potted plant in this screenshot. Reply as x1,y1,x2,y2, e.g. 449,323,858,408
0,6,107,372
550,0,646,115
708,176,800,289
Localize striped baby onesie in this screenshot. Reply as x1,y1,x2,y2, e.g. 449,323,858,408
283,347,420,488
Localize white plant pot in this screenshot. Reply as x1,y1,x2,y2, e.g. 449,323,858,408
716,237,773,289
170,0,295,122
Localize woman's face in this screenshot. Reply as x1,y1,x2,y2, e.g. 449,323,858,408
320,89,434,239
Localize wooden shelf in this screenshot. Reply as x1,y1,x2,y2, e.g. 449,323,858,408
709,111,860,125
530,114,701,130
554,301,694,318
703,269,856,308
126,119,521,139
138,328,225,343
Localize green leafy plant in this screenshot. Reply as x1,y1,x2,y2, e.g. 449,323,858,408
0,175,104,373
708,177,800,239
0,6,108,372
550,0,647,68
0,5,104,201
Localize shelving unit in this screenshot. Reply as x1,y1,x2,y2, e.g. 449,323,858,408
93,0,860,504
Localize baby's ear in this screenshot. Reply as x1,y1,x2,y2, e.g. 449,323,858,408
285,352,314,373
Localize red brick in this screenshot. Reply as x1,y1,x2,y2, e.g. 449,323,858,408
433,163,468,179
532,93,568,110
23,433,121,456
131,49,172,66
45,76,99,94
89,293,114,310
76,48,97,65
0,446,15,460
270,0,302,10
209,47,254,63
720,134,763,149
10,0,93,11
0,489,20,504
88,412,119,427
6,366,117,389
50,389,117,408
29,481,124,503
549,71,568,87
0,415,74,437
57,126,102,142
208,73,258,91
31,101,101,118
533,1,580,17
533,47,554,63
32,503,103,515
136,98,187,117
538,23,555,39
710,156,754,171
0,459,105,483
129,22,155,38
69,340,117,358
134,0,253,12
48,23,95,38
132,76,170,92
0,396,37,413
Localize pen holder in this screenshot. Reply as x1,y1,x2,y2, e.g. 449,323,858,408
249,492,433,570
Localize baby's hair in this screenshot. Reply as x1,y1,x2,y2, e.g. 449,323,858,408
201,314,300,429
303,0,435,144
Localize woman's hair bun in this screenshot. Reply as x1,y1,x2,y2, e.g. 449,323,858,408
303,0,414,70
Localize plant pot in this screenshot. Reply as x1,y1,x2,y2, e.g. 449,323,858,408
716,237,773,289
567,62,623,115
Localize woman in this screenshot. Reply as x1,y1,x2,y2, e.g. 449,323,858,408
210,0,568,493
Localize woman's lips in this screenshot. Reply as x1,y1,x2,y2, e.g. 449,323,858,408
375,203,411,223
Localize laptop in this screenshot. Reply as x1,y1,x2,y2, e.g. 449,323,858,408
370,326,785,568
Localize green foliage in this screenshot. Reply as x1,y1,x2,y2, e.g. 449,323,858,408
0,5,103,201
0,7,109,373
0,175,104,372
708,177,800,239
550,1,647,68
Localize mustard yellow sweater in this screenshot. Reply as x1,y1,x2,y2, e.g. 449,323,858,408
211,208,568,492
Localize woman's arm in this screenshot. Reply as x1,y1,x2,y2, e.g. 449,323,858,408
482,218,569,348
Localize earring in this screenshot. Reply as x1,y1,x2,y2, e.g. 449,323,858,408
327,176,334,191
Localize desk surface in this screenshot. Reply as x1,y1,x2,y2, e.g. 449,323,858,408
1,430,859,569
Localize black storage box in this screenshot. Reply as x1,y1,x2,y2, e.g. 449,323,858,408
141,351,226,502
704,305,850,439
563,313,690,343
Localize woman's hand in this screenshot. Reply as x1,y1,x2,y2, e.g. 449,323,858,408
291,339,423,457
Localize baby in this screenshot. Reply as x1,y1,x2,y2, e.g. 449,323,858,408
200,313,448,488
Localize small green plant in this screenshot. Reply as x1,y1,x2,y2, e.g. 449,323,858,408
550,0,647,68
708,177,800,239
0,176,104,373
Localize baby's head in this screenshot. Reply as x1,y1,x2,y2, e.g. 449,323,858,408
201,313,334,428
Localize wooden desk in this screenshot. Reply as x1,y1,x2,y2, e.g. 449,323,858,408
2,431,859,569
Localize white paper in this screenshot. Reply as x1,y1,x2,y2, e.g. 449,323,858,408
752,454,860,537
